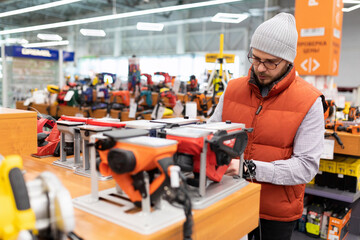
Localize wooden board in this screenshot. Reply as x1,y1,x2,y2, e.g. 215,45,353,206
22,155,260,240
0,108,37,156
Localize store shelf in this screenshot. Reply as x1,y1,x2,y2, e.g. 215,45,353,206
305,184,360,203
292,230,360,240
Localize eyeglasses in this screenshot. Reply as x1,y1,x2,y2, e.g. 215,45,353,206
247,52,283,70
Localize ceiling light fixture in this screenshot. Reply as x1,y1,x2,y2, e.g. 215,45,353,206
211,13,248,23
0,0,82,18
343,0,360,12
1,38,29,45
136,22,164,31
37,33,63,41
80,28,106,37
22,40,69,48
0,0,243,35
343,4,360,12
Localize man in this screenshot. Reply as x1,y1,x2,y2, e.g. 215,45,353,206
209,13,325,240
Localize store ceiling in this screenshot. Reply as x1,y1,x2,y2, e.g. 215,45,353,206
0,0,295,56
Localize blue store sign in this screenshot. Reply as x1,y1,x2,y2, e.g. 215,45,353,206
3,45,74,61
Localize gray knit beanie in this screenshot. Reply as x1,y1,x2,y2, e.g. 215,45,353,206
250,13,298,63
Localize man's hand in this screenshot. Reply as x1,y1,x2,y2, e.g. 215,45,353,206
225,159,240,176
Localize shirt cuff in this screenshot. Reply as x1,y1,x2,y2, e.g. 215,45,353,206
253,160,275,183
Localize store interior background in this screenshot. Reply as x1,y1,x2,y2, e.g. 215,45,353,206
0,0,359,107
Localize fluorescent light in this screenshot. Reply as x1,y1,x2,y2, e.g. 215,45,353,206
80,28,106,37
0,0,243,35
343,0,360,3
343,4,360,12
0,0,82,18
136,22,164,31
211,13,248,23
22,40,69,48
1,38,28,44
37,33,63,41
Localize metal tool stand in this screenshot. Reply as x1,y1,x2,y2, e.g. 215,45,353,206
73,133,185,235
53,121,85,170
122,119,166,137
150,117,200,127
74,125,113,180
165,126,249,209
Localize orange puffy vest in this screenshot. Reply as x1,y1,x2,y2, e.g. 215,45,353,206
222,67,321,221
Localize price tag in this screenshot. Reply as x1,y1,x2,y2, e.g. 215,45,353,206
24,98,32,106
185,102,197,119
173,80,181,94
151,104,165,119
173,100,184,117
50,94,58,105
64,91,74,102
75,113,84,117
114,78,122,90
320,139,334,159
129,98,137,118
138,98,144,105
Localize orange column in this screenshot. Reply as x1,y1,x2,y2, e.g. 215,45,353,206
294,0,343,76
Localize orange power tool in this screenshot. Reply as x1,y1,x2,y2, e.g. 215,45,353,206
111,90,130,107
95,129,178,205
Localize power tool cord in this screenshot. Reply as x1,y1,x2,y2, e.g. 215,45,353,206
164,172,193,240
243,160,262,240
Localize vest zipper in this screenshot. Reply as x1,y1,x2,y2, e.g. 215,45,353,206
247,100,263,159
256,105,263,115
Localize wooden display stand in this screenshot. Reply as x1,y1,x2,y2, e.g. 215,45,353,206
0,108,37,156
326,130,360,157
22,155,260,240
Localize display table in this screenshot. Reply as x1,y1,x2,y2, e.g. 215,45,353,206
22,155,261,240
0,108,37,156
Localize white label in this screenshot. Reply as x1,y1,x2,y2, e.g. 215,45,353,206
300,27,325,37
50,93,58,105
138,98,144,105
75,113,84,117
64,91,74,102
185,102,197,119
23,98,32,106
336,95,346,109
114,78,122,90
338,174,344,178
173,80,181,94
333,28,341,39
308,0,319,6
318,171,322,174
321,139,335,160
97,90,104,98
173,100,184,117
128,102,137,118
151,104,165,119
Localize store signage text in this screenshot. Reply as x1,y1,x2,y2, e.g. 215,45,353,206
21,48,52,57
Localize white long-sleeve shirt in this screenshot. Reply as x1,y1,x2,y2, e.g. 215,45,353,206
209,94,325,186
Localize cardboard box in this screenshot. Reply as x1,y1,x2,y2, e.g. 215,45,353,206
345,158,360,193
315,159,327,186
327,209,351,240
324,160,337,189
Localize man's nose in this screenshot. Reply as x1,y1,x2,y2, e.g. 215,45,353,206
257,62,267,72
